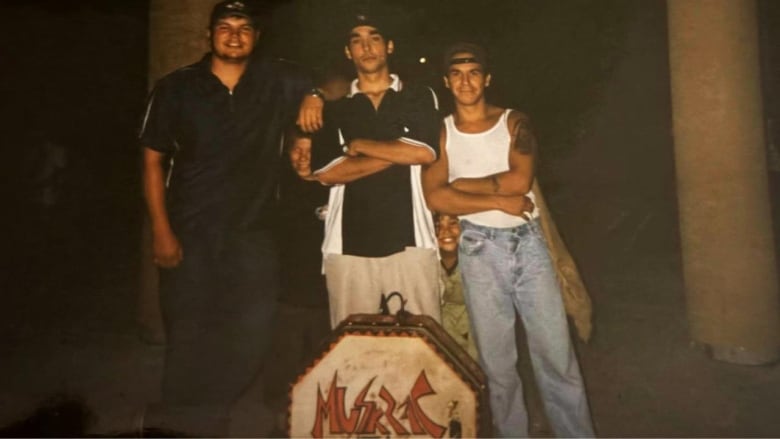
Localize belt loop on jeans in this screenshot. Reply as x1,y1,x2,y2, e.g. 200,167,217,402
526,217,539,236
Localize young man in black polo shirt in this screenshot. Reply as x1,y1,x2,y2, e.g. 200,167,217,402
138,1,321,435
305,14,442,328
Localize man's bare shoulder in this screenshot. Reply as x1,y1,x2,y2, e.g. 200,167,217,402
506,109,532,127
487,105,506,120
453,105,506,133
506,110,537,154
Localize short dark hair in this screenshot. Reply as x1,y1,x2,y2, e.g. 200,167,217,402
442,42,489,74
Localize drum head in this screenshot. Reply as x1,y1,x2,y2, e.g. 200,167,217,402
289,313,491,438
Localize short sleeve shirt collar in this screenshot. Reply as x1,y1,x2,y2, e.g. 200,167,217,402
347,73,402,98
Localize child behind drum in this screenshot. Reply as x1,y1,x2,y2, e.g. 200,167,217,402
435,213,478,360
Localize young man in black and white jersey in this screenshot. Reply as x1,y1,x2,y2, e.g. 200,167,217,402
298,12,442,328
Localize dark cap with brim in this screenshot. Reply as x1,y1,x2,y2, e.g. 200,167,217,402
209,0,259,29
443,41,489,73
344,12,391,41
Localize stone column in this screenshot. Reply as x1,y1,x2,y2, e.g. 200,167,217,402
149,0,212,81
667,0,780,364
138,0,213,344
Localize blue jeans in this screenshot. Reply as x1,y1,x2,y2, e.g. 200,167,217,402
459,219,594,437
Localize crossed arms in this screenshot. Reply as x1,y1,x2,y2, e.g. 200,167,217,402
303,92,440,185
422,110,537,217
314,138,436,185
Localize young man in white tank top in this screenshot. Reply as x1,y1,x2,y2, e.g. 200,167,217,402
422,42,595,438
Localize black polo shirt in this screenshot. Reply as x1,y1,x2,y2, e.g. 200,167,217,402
311,82,439,257
139,54,311,230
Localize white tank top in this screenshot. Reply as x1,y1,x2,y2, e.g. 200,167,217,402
445,109,538,228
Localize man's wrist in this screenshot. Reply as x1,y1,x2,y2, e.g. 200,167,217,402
308,87,325,101
344,139,367,156
152,226,175,239
490,175,500,193
150,219,174,236
493,195,505,211
350,139,363,154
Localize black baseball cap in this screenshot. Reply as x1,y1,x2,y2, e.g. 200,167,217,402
209,0,259,29
344,11,392,42
443,42,490,73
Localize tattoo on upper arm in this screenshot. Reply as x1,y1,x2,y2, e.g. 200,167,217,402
510,114,537,155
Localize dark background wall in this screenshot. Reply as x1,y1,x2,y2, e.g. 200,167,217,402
3,0,780,330
0,0,640,262
2,0,149,303
0,0,780,344
2,1,780,436
5,0,780,333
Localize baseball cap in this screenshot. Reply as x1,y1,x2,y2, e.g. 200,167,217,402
443,42,490,73
344,11,392,42
209,0,259,29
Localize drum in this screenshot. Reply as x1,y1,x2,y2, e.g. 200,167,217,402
288,305,491,438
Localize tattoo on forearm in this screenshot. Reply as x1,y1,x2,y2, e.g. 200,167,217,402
491,175,500,193
511,115,537,155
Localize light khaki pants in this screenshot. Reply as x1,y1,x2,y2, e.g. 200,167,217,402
324,247,441,328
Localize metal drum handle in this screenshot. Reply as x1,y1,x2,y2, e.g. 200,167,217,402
379,291,410,321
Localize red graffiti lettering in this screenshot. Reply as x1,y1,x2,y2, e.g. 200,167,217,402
400,371,447,438
353,377,389,435
310,370,446,438
380,385,409,435
310,371,360,437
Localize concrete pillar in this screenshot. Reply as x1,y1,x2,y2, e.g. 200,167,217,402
149,0,212,82
667,0,780,364
138,0,213,344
